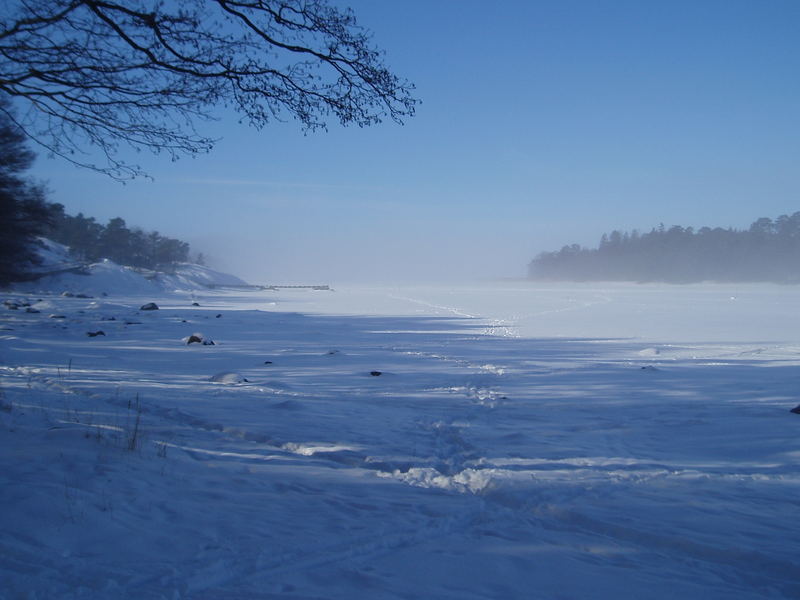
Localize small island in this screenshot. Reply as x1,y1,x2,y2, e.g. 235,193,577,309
529,213,800,283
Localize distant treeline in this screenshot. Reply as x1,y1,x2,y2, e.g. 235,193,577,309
43,203,199,271
529,213,800,283
0,101,198,286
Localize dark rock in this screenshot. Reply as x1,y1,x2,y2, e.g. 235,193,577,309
186,333,215,345
790,405,800,414
25,308,40,313
192,302,200,307
86,331,106,337
49,314,66,319
264,361,273,365
215,313,222,318
370,371,382,377
140,302,159,311
75,294,92,299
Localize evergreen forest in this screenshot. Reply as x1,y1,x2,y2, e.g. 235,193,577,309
529,214,800,283
44,203,195,271
1,97,197,285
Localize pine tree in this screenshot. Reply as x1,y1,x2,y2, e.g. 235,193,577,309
0,98,50,286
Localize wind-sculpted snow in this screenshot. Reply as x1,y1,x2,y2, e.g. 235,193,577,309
1,283,799,598
159,264,249,291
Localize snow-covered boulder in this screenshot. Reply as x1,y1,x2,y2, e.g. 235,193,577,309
209,371,248,384
183,333,215,346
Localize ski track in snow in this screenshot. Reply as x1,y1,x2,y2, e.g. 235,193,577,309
384,290,615,339
385,292,521,338
2,284,800,598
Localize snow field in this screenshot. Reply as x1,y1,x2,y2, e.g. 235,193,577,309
1,283,800,598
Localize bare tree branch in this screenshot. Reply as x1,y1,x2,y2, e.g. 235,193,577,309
0,0,418,179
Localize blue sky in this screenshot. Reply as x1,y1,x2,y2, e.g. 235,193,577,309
30,0,800,283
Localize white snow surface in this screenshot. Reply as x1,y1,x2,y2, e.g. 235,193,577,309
34,238,76,269
2,278,800,599
160,263,250,291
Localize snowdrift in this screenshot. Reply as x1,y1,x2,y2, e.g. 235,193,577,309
158,263,249,291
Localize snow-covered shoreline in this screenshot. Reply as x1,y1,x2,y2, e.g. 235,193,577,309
2,281,800,598
13,238,250,299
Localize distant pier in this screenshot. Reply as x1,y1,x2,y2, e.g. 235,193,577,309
205,284,331,291
266,285,331,291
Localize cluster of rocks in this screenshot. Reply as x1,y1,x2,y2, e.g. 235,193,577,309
19,295,392,392
4,299,44,314
4,299,25,310
4,299,36,312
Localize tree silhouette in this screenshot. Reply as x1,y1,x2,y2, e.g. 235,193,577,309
46,211,193,270
529,213,800,284
0,99,49,285
0,0,417,179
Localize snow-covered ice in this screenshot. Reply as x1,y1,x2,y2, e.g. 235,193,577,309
2,275,800,598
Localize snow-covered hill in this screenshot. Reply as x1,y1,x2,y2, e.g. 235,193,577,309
15,238,249,297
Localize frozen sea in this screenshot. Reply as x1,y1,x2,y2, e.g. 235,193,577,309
1,280,799,599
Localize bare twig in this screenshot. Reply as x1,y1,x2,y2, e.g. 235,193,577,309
1,0,417,179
